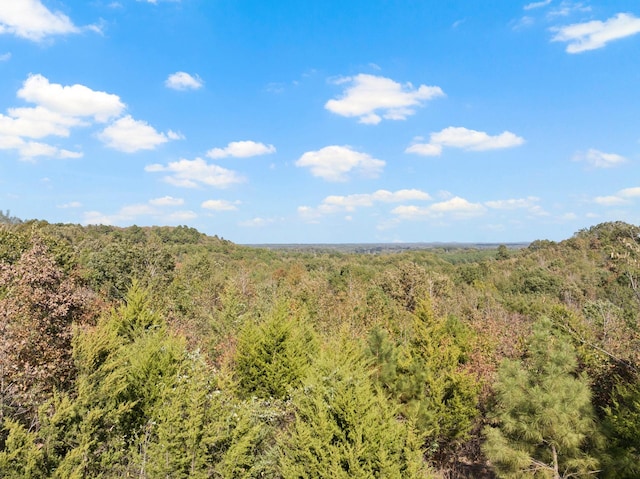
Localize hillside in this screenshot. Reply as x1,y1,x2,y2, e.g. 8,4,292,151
1,217,639,478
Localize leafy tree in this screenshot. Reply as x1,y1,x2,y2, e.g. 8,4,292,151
483,318,599,478
0,418,45,478
0,237,93,420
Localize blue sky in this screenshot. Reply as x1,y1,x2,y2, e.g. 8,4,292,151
1,0,640,243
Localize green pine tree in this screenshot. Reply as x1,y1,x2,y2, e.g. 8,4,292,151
278,337,430,478
483,318,599,478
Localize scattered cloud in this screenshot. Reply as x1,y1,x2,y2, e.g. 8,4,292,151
18,74,125,122
594,195,627,206
83,196,196,226
298,189,431,219
295,145,385,182
593,186,640,206
207,140,276,159
0,0,83,41
573,148,627,168
548,1,592,18
57,201,82,209
406,127,524,156
485,196,541,209
524,0,551,10
145,158,245,188
552,13,640,53
149,196,184,206
201,199,240,211
99,115,177,152
0,52,10,61
325,73,444,124
165,72,204,90
392,196,486,220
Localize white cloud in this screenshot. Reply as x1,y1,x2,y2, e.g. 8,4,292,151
594,195,627,206
552,13,640,53
0,52,10,61
406,127,525,156
325,74,444,124
17,141,82,161
149,196,184,206
548,2,592,18
207,140,276,159
295,145,385,182
485,196,540,209
201,199,240,211
99,115,176,152
83,198,197,226
57,201,82,208
392,196,486,220
0,106,83,139
0,0,80,41
165,72,204,91
619,187,640,198
299,189,431,219
145,158,244,188
18,74,125,122
18,74,124,121
524,0,551,10
593,187,640,206
573,148,627,168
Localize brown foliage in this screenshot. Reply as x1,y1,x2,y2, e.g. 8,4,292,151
0,237,96,420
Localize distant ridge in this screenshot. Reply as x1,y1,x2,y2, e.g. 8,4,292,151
243,242,530,254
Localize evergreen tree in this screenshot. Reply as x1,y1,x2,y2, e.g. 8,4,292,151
278,337,430,478
483,318,599,478
367,300,479,460
234,302,317,399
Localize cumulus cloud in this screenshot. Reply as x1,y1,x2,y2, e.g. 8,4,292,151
552,13,640,53
0,0,83,41
145,158,245,188
325,74,444,124
99,115,177,152
392,196,486,220
0,137,83,162
18,74,124,121
593,186,640,206
0,106,82,139
165,72,204,90
295,145,385,182
207,140,276,159
406,127,525,156
298,189,431,219
573,148,627,168
201,199,240,211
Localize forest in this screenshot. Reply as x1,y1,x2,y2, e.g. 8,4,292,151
1,211,639,478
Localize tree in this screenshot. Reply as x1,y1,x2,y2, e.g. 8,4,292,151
234,303,317,400
483,318,599,478
278,337,430,478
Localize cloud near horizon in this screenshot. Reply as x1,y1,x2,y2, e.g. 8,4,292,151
298,189,432,219
325,74,444,124
405,126,524,156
